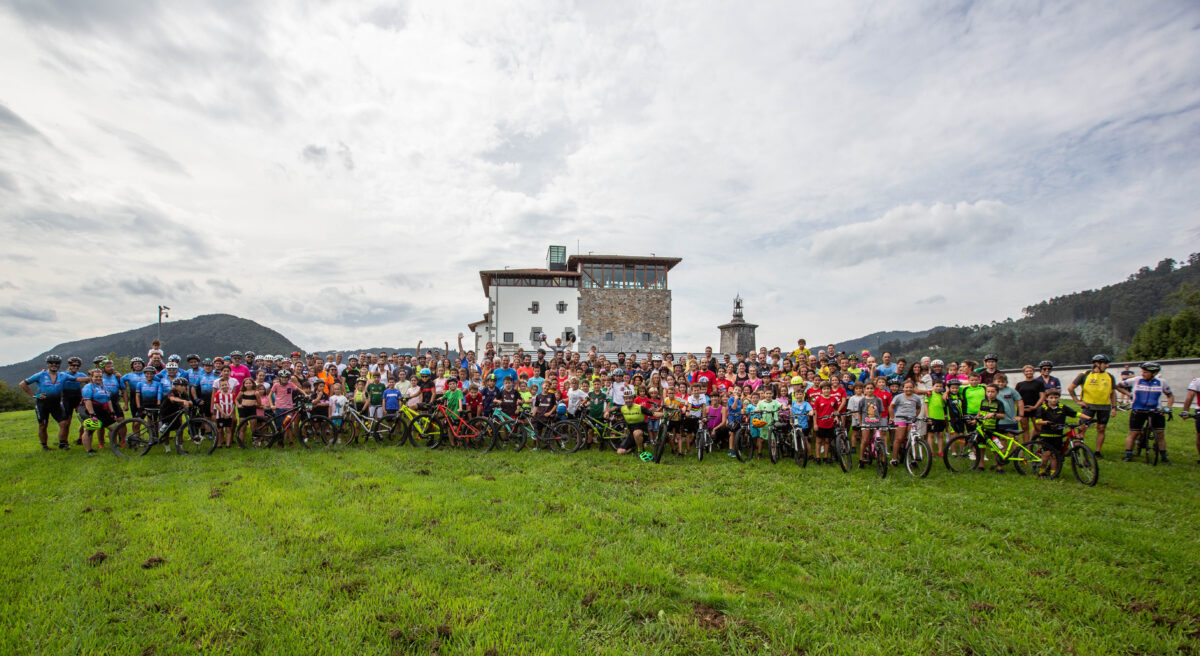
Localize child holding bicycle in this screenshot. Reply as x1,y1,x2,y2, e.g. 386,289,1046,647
975,385,1005,472
1032,389,1091,476
812,382,840,464
857,384,886,468
926,379,949,457
889,380,924,467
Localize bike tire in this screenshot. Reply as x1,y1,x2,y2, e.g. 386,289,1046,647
1071,444,1099,486
235,416,275,449
550,421,582,453
905,439,931,478
696,428,708,462
301,416,332,448
943,435,977,473
875,442,888,479
390,413,412,447
795,430,809,468
426,416,448,449
464,417,491,451
834,433,852,473
110,418,153,457
734,426,755,463
1151,440,1159,466
405,413,437,448
651,425,669,463
176,417,219,455
1004,442,1028,475
768,434,780,464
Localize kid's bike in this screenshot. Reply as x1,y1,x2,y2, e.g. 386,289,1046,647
1024,422,1099,486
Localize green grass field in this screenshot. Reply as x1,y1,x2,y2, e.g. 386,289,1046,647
1,409,1198,655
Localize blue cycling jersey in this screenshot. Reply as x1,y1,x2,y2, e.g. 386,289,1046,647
61,370,89,392
158,376,182,399
101,373,124,396
138,378,161,401
1119,377,1173,411
727,397,743,421
182,367,202,383
790,401,812,428
82,382,111,405
196,371,218,394
121,372,144,396
23,370,66,397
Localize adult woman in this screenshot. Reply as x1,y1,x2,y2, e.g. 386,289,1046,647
907,362,933,395
734,363,749,387
1015,364,1047,439
81,369,116,454
745,365,764,393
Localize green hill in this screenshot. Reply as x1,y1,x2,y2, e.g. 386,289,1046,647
832,328,943,357
877,254,1200,366
0,314,300,385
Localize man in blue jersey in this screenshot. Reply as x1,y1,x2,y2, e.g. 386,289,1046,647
19,355,70,450
193,358,218,417
1118,362,1175,463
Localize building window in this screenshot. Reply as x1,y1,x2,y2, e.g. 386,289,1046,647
530,327,542,345
529,301,539,314
642,332,651,341
503,332,514,343
556,301,567,313
604,332,613,341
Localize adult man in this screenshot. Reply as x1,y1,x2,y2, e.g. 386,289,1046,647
492,355,518,390
978,354,1000,385
873,352,897,378
1118,362,1174,463
229,351,251,385
1068,354,1117,457
1182,374,1200,463
1036,361,1061,391
613,389,662,456
20,355,71,450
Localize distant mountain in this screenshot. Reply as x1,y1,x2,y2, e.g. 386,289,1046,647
832,328,943,356
878,254,1200,366
0,314,300,385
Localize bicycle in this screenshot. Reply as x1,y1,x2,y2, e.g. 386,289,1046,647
830,412,854,472
327,406,402,448
858,420,893,479
895,417,932,478
650,408,682,463
1024,422,1099,486
403,402,448,448
573,413,629,452
1130,408,1172,465
695,422,714,462
485,408,539,452
765,411,804,466
424,402,492,450
235,398,321,449
112,406,218,456
943,417,1042,475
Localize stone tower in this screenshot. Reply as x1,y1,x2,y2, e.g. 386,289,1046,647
718,295,758,355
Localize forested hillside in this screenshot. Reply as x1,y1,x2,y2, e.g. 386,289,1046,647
878,254,1200,365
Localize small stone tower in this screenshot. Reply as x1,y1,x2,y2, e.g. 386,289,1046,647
718,295,758,355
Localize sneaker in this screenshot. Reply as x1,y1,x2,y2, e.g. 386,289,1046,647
1160,456,1171,464
1093,451,1102,459
889,459,899,467
41,443,50,451
1122,454,1133,462
58,441,69,450
728,450,737,458
968,452,976,461
86,449,97,456
857,461,866,469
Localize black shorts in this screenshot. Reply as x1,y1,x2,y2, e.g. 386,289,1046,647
63,392,83,413
216,417,233,428
681,417,699,432
35,396,66,426
928,418,948,433
194,394,211,415
1022,407,1039,419
90,406,116,429
109,396,125,419
137,398,159,416
1080,405,1110,427
1129,411,1165,431
816,426,835,440
1193,414,1200,434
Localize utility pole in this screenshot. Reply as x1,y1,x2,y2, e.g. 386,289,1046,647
158,305,170,342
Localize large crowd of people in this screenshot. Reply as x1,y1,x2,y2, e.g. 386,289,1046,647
17,334,1200,466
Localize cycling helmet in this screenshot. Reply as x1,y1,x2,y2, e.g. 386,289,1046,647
277,370,292,379
168,354,181,362
244,351,256,358
166,362,179,370
291,351,302,357
931,359,944,366
1091,354,1110,363
172,377,189,386
613,368,625,377
790,375,804,385
420,368,431,376
638,451,654,462
82,417,102,431
887,374,905,386
202,358,214,365
983,354,999,362
130,356,145,364
1140,361,1161,373
273,355,284,362
100,359,113,368
947,378,962,387
186,354,199,362
93,356,106,365
45,354,62,364
1037,360,1053,369
67,357,82,366
230,350,243,357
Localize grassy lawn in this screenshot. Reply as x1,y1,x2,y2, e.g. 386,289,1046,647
1,409,1198,655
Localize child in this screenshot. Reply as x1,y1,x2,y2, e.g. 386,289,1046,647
464,384,483,418
857,384,886,468
845,382,865,452
889,380,924,467
683,383,710,455
366,372,386,420
976,384,1005,472
518,379,535,416
213,379,237,448
481,376,498,417
926,379,949,456
753,386,780,457
789,390,814,459
443,379,464,446
382,380,402,417
811,382,840,464
328,383,349,429
1032,389,1092,476
961,372,987,416
743,390,760,458
566,379,588,419
353,379,368,414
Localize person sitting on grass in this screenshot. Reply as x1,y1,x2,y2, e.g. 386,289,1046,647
614,389,662,456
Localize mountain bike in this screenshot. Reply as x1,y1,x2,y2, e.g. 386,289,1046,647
327,406,402,448
404,402,448,448
573,413,629,451
944,417,1041,474
733,412,764,463
1024,422,1099,486
790,420,810,468
896,417,932,478
858,420,893,479
486,408,539,452
422,402,492,450
1131,408,1172,465
695,422,714,462
235,398,321,449
651,408,682,463
831,412,854,472
111,406,218,456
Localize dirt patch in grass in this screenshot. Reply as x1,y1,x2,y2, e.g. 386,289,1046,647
142,557,165,569
209,488,223,499
969,602,995,613
87,551,107,565
581,592,597,607
693,603,729,631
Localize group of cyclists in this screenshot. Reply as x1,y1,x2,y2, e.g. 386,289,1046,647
16,334,1199,469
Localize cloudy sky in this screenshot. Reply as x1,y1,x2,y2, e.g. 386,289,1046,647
1,0,1198,362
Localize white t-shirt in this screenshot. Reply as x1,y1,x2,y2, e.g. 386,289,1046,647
566,388,588,413
328,394,349,418
148,348,164,359
1188,377,1200,393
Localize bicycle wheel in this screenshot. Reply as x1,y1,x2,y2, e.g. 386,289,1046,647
549,421,582,453
176,417,218,455
734,427,755,463
651,425,669,463
794,430,809,468
834,432,852,473
875,442,888,479
1022,440,1059,478
1002,441,1029,475
405,413,438,448
301,415,332,448
390,413,412,446
1070,444,1099,486
235,416,275,449
109,418,150,456
696,428,708,462
905,439,931,478
943,436,977,473
768,433,780,464
376,414,402,444
426,417,448,449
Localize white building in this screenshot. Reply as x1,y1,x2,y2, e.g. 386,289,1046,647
470,246,579,354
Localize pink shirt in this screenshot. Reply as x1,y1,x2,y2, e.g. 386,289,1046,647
229,364,251,385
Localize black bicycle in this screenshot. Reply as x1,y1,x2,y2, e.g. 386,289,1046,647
111,405,218,456
1131,408,1172,465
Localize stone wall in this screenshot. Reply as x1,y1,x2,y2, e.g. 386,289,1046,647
719,322,757,356
578,289,672,353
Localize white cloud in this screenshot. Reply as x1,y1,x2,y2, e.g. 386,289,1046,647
0,0,1197,363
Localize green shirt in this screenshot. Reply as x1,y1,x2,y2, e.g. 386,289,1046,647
961,385,986,415
978,399,1002,431
366,382,385,405
927,391,947,420
588,391,607,419
443,389,464,414
756,399,781,425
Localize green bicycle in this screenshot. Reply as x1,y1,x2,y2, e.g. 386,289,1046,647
943,417,1042,474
